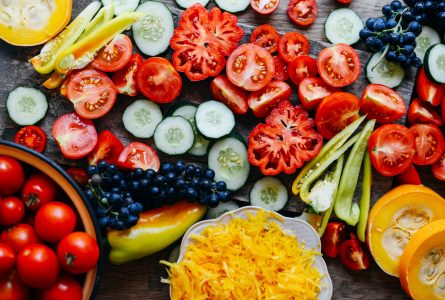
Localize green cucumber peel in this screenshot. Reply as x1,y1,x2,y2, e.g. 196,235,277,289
357,151,372,243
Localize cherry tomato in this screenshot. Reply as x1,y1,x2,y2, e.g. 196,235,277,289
0,224,41,253
14,126,47,153
287,0,318,26
360,84,406,124
432,152,445,181
338,234,370,271
52,113,98,160
117,142,160,171
0,243,15,275
278,32,310,63
21,172,57,211
0,156,25,196
410,124,445,165
0,271,30,300
272,56,289,81
298,77,340,110
57,232,99,274
395,164,422,185
315,92,361,139
210,74,249,115
416,67,445,107
91,34,133,72
112,53,143,97
288,55,318,85
248,81,291,118
321,222,346,258
87,130,124,166
39,275,83,300
368,124,416,176
317,44,361,88
250,24,280,53
408,98,443,127
251,0,280,15
0,197,25,226
66,167,89,186
337,0,352,3
35,202,77,243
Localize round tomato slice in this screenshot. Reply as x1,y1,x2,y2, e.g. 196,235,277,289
408,98,443,127
210,74,249,115
315,92,361,139
278,32,310,63
248,81,291,118
250,24,280,53
288,55,318,85
298,77,339,110
287,0,318,26
250,0,279,15
432,152,445,181
417,67,445,107
117,142,160,171
368,124,415,176
137,57,182,104
14,126,47,153
317,44,361,88
67,69,116,119
91,34,132,72
227,43,275,92
360,84,406,124
272,56,289,81
52,113,98,160
410,124,445,165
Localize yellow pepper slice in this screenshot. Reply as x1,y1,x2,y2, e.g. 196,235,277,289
78,3,115,41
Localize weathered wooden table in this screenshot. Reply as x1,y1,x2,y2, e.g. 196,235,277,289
1,0,445,299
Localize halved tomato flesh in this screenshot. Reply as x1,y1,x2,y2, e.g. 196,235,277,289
14,126,47,153
432,152,445,181
250,0,280,15
248,81,291,118
416,67,445,107
298,77,339,110
210,74,249,115
408,98,443,127
117,142,160,171
288,55,318,85
272,56,289,81
409,124,445,165
91,34,133,72
278,32,310,63
250,24,280,53
112,53,143,97
87,130,124,166
287,0,318,26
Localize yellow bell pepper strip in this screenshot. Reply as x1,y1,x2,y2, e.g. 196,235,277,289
55,11,144,75
78,4,115,41
43,72,65,89
30,1,101,74
357,151,372,242
108,201,206,265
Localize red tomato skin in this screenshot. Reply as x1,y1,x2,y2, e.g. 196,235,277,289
57,232,99,274
278,32,310,63
298,77,340,110
66,167,89,186
408,98,443,127
417,67,445,106
87,130,124,166
272,56,289,81
337,0,352,3
39,275,83,300
0,156,25,196
0,224,41,253
287,0,318,26
432,152,445,181
112,53,143,97
250,0,280,15
0,271,30,300
395,165,422,185
338,234,370,271
288,55,318,85
210,74,249,115
21,173,57,211
34,202,77,243
117,142,160,171
0,243,15,275
91,34,133,72
0,197,25,226
250,24,280,53
248,81,291,118
321,222,346,258
14,126,47,153
410,124,445,165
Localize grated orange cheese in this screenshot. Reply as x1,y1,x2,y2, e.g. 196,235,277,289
161,210,322,300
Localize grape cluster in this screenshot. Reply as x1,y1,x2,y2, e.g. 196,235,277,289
403,0,445,29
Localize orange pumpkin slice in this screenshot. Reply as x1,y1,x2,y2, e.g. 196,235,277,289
367,185,445,277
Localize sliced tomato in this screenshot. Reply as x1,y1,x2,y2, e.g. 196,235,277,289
91,34,132,72
117,142,160,171
395,164,422,185
67,69,116,119
250,24,280,53
250,0,279,15
66,167,89,186
408,98,443,126
60,66,94,98
272,56,289,81
360,84,406,124
298,77,339,110
248,81,291,118
321,221,346,258
278,32,310,63
112,53,143,97
417,67,445,107
368,124,415,176
52,113,98,160
338,234,370,271
87,130,124,165
170,4,244,81
317,44,361,88
226,43,275,92
14,126,47,153
287,0,318,26
432,152,445,181
410,124,445,165
288,55,318,85
337,0,352,3
315,92,361,139
210,74,249,115
248,101,323,175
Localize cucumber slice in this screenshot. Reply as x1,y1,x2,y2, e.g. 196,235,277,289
7,87,48,126
366,53,405,88
325,8,364,45
250,177,288,212
215,0,250,13
123,100,163,138
154,116,195,155
196,101,235,139
415,26,441,62
132,1,174,56
176,0,210,9
78,4,115,41
424,44,445,84
102,0,139,16
205,201,240,219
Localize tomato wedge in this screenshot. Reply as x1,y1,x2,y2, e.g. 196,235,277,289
288,55,318,85
338,234,370,271
315,92,361,139
321,222,346,258
287,0,318,26
87,130,124,166
410,124,445,165
250,24,280,53
432,152,445,181
210,74,249,115
67,69,117,119
395,165,422,185
317,44,361,88
66,167,89,186
408,98,443,127
117,142,160,171
272,56,289,81
14,126,47,153
278,32,310,63
137,57,182,104
368,124,415,176
91,34,133,72
416,67,445,107
250,0,280,15
248,81,291,118
227,43,275,92
52,113,98,160
112,53,143,97
298,77,339,110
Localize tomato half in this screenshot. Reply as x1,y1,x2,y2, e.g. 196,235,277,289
250,24,280,53
248,81,291,118
395,164,422,185
408,98,443,127
57,232,99,274
368,124,415,176
360,84,406,124
298,77,339,110
66,167,89,186
432,152,445,181
287,0,318,26
288,55,318,85
417,67,445,107
321,221,346,258
52,113,98,160
112,53,143,97
67,69,117,119
338,234,370,271
0,224,41,253
0,271,30,300
272,56,289,81
91,34,133,72
251,0,280,15
0,243,15,275
0,156,25,196
317,44,361,88
0,197,25,226
137,57,182,104
14,126,47,153
39,275,83,300
315,92,361,139
227,43,275,91
35,202,76,243
210,74,249,115
278,32,310,63
87,130,124,166
410,124,445,165
117,142,160,171
21,172,57,211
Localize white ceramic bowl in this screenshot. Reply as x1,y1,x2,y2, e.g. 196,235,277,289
175,206,333,300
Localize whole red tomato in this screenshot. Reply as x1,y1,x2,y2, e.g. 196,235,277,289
0,156,25,196
0,224,41,253
39,274,83,300
0,242,15,275
35,202,77,243
21,173,57,211
0,196,25,226
0,271,30,300
57,232,99,274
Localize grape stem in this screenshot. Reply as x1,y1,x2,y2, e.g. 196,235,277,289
371,44,390,71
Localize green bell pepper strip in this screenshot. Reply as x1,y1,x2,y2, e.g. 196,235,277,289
78,3,115,41
357,151,372,242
